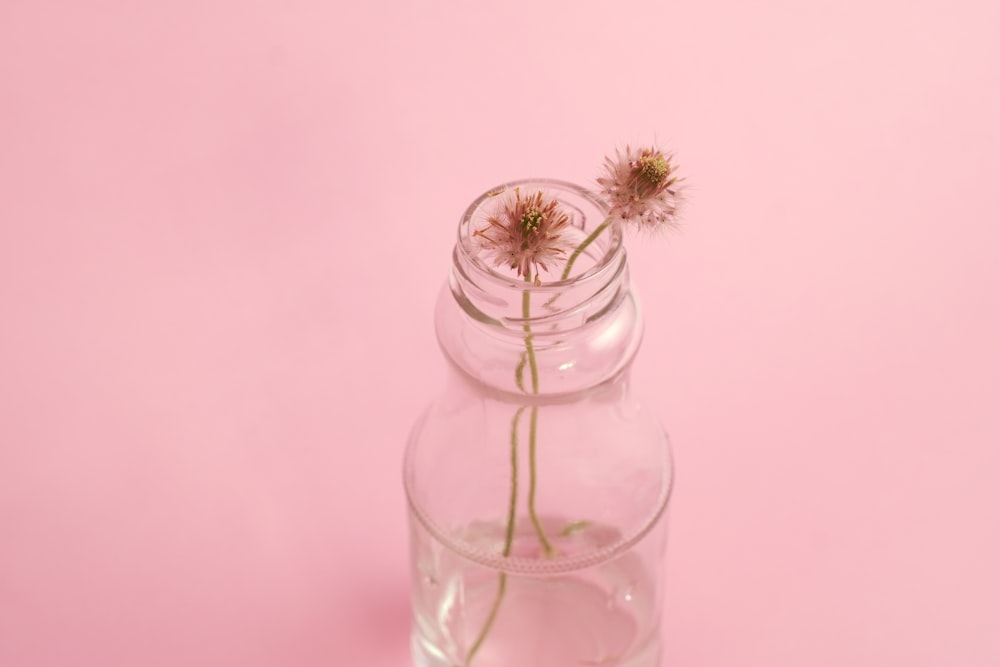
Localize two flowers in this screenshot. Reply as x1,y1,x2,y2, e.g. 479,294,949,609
473,145,684,283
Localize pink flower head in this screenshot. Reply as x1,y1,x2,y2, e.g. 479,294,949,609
597,145,683,231
473,188,572,280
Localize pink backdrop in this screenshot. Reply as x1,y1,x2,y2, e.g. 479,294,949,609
1,1,998,665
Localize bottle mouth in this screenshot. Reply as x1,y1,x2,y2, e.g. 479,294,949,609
456,179,623,291
452,179,627,335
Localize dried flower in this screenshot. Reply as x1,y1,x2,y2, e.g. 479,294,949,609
473,188,572,280
597,145,683,231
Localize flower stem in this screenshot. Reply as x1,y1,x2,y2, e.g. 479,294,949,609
559,218,613,281
522,277,553,556
521,280,539,395
461,573,507,667
502,408,524,559
461,406,524,667
527,404,554,557
462,278,554,666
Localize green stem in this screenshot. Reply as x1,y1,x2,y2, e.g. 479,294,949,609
521,276,553,555
502,408,523,558
559,218,613,281
527,405,554,557
464,225,613,665
461,573,507,667
461,406,524,667
521,281,539,395
462,275,557,666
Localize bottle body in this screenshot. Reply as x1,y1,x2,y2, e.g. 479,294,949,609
405,180,673,667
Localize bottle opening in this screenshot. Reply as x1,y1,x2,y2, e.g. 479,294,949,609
452,180,628,334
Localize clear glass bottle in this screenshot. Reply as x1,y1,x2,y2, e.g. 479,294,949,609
405,180,674,667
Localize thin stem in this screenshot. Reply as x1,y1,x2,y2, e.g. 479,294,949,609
502,408,523,557
465,216,614,665
463,275,556,666
521,279,539,395
460,573,507,667
461,406,524,667
559,218,613,281
527,405,554,557
521,276,553,555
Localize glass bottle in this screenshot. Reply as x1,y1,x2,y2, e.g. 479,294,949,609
404,180,674,667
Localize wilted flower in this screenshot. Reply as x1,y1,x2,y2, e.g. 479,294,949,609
473,188,572,280
597,145,683,231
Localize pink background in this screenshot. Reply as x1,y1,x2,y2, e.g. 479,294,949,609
1,1,998,665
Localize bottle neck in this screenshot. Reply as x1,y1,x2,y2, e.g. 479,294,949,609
436,179,644,399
